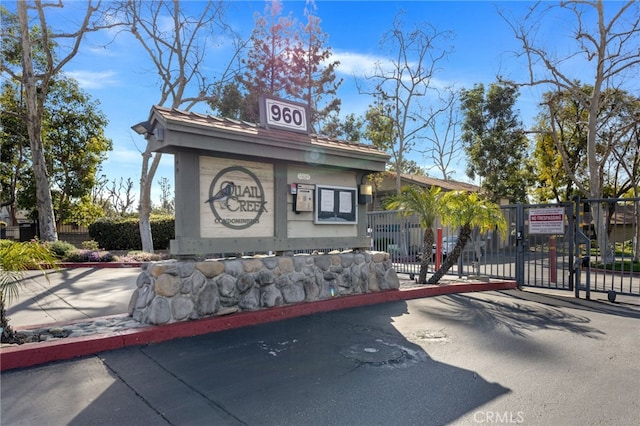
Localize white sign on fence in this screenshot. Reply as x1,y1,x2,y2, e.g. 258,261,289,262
529,207,565,235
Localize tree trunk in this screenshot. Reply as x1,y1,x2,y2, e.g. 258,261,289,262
139,150,162,253
427,224,472,284
634,186,640,262
590,202,614,264
18,1,57,242
418,227,434,284
585,31,613,264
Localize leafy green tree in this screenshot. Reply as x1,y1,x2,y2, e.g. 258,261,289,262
43,77,112,224
0,1,118,242
383,185,441,284
2,76,112,226
0,81,29,225
459,82,532,203
0,240,57,343
427,191,507,285
533,87,639,203
531,88,590,202
211,82,246,121
503,0,640,263
364,102,397,153
321,113,364,141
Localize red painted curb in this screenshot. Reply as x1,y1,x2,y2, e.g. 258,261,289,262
0,281,516,372
57,262,143,268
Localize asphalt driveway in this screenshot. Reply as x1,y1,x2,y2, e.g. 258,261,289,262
2,288,639,425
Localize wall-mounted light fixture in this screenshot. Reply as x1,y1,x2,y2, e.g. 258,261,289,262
131,121,152,136
131,121,164,141
358,184,373,204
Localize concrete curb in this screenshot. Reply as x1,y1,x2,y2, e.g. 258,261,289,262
1,280,516,371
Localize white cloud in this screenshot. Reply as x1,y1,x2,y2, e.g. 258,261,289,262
329,50,385,77
64,70,120,90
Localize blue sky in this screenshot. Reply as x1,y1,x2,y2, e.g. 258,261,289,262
10,1,605,204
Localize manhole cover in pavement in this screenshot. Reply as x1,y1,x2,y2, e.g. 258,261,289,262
340,342,404,364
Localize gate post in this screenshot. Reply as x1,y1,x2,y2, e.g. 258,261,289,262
515,204,525,289
549,236,556,284
435,227,442,271
568,199,576,293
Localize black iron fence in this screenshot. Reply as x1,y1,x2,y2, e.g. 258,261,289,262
367,197,640,298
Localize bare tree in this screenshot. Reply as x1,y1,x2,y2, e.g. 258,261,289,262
1,1,119,241
420,88,462,180
122,0,242,253
502,0,640,263
107,177,136,216
359,11,453,193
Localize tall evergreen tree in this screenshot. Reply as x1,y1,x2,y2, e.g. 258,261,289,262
237,0,297,122
222,0,341,131
292,0,341,132
459,82,532,203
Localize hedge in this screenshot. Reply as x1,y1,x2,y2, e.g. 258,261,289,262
88,216,174,251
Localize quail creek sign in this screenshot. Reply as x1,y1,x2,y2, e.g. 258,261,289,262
206,166,268,229
200,157,274,238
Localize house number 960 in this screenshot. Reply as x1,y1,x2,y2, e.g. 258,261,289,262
264,97,308,132
270,104,304,126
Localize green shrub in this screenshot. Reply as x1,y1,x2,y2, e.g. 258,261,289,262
46,240,77,258
81,240,100,251
88,216,174,251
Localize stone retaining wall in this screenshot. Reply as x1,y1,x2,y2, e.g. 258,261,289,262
129,251,400,325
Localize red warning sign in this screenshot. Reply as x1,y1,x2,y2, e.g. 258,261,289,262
529,207,565,234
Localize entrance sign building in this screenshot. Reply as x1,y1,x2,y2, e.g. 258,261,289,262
135,104,388,256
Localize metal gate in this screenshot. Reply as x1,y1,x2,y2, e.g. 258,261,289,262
497,203,575,291
368,197,640,298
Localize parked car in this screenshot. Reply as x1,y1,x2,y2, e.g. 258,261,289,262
416,235,485,262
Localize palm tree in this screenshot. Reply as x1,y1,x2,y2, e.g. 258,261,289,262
427,191,507,284
383,185,441,284
0,240,58,343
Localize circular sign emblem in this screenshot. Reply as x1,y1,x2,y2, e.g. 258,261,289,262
205,166,268,230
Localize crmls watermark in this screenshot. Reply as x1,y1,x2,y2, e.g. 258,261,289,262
473,411,525,424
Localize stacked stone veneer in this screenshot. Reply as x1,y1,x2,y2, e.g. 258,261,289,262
129,251,400,325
